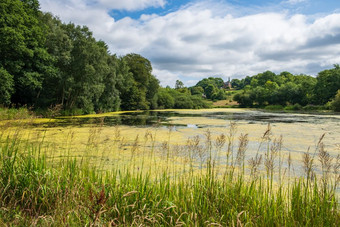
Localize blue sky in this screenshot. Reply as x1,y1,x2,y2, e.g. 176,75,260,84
40,0,340,86
109,0,340,20
110,0,192,20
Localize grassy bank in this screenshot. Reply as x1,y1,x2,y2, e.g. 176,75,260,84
0,123,339,226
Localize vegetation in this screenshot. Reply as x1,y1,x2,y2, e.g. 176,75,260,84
1,0,339,226
0,122,339,225
0,107,34,120
191,77,228,101
330,90,340,112
232,67,340,109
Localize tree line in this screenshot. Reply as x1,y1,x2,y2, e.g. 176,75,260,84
0,0,209,114
230,67,340,110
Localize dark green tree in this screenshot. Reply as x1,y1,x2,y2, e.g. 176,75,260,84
157,88,175,109
0,0,53,105
38,13,72,107
314,65,340,104
0,68,14,106
330,90,340,112
190,86,204,96
96,55,121,112
146,75,160,109
60,24,109,113
123,53,159,110
175,80,184,89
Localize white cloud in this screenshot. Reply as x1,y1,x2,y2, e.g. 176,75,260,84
39,0,340,86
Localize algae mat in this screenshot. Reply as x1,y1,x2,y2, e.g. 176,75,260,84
1,109,339,176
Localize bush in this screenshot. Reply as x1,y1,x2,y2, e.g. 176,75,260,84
174,95,194,109
60,108,84,116
302,105,324,111
0,107,33,120
330,90,340,112
190,95,211,109
157,90,175,109
264,105,284,110
0,68,14,106
284,103,302,111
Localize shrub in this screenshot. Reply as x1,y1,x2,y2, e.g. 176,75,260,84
330,90,340,112
302,105,323,111
264,105,284,110
284,103,302,111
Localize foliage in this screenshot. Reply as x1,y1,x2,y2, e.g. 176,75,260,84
1,3,163,113
157,88,210,109
0,107,33,120
121,53,159,110
330,90,340,112
157,88,175,109
175,80,184,89
0,0,53,105
193,77,226,101
232,70,324,108
0,68,14,106
314,65,340,104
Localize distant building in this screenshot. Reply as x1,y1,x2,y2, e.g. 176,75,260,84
224,77,232,89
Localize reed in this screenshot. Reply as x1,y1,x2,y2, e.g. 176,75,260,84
0,122,339,226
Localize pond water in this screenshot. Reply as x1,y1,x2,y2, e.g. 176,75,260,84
33,108,339,158
3,108,340,179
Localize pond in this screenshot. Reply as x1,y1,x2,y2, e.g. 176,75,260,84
2,108,339,179
53,108,340,155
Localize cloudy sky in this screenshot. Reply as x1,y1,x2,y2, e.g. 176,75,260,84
39,0,340,87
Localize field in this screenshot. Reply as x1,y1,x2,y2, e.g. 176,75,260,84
0,109,339,225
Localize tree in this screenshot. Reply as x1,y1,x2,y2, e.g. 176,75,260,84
330,90,340,112
231,79,241,89
124,54,152,85
0,0,53,105
157,88,175,109
253,71,277,86
203,84,214,99
38,13,72,107
96,55,121,112
175,80,184,89
314,65,340,104
233,91,253,107
213,89,227,101
123,53,158,110
146,75,160,109
174,94,194,109
190,86,204,96
0,68,14,106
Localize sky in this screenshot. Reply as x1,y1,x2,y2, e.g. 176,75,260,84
39,0,340,87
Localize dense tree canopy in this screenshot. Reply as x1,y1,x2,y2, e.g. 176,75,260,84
0,0,53,105
314,65,340,104
231,67,340,108
193,77,227,101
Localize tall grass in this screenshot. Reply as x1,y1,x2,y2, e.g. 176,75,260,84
0,123,339,226
0,107,34,120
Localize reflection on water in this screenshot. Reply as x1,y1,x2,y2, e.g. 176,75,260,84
39,109,340,128
187,124,198,129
